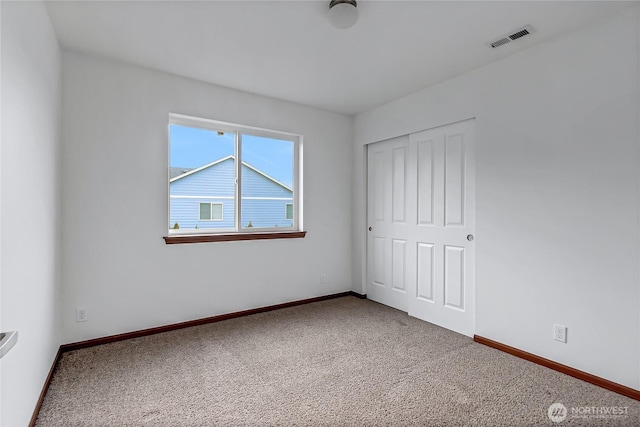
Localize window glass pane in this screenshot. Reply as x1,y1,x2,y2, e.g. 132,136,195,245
286,203,293,220
240,134,294,229
199,203,211,220
211,203,223,220
169,124,235,230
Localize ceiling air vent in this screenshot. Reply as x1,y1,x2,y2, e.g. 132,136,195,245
488,25,535,49
490,37,510,48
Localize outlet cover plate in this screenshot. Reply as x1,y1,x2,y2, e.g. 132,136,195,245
553,324,567,343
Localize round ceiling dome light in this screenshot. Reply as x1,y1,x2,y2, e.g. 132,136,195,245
328,0,359,30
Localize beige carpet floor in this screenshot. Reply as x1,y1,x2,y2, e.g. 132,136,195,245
36,296,639,426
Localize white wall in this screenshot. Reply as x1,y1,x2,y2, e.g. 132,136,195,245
354,8,640,389
61,52,353,343
1,2,62,426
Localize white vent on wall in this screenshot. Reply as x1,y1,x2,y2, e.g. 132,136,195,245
488,25,535,49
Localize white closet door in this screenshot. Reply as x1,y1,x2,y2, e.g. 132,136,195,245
367,120,475,337
366,135,410,312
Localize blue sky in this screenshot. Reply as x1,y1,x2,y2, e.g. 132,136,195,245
170,124,293,187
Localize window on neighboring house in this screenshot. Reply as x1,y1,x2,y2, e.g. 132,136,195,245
199,203,223,221
285,203,293,220
167,113,303,241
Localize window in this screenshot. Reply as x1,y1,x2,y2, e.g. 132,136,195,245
199,203,223,221
167,113,303,242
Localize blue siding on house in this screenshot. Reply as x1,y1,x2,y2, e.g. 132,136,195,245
241,164,291,198
169,157,293,230
241,198,293,229
170,157,235,197
169,197,235,230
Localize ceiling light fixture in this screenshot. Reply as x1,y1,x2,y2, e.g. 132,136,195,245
328,0,359,30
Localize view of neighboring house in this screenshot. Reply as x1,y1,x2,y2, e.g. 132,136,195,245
169,155,293,230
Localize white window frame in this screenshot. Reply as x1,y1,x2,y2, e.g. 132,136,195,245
168,113,303,236
199,202,224,221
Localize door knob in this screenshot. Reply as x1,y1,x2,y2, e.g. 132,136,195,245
467,234,474,241
368,227,372,231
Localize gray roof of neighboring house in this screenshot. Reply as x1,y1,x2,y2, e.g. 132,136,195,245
169,167,194,179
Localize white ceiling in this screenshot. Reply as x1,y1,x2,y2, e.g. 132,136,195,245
45,1,634,115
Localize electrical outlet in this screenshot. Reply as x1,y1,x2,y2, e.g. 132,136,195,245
320,273,326,284
76,307,88,323
553,324,567,343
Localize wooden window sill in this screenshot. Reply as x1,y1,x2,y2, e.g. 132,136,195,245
163,231,307,245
